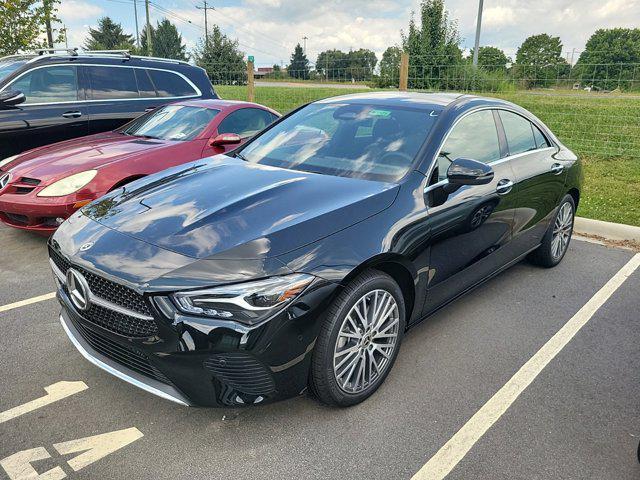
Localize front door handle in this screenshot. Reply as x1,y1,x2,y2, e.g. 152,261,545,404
496,179,514,195
551,163,565,175
62,111,82,118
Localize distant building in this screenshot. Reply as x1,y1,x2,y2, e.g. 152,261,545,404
254,67,274,78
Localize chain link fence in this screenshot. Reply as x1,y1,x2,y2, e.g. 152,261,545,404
199,56,640,159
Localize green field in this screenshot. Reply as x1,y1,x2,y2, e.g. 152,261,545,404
216,85,640,226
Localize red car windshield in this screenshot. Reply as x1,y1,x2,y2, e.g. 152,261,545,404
120,105,219,141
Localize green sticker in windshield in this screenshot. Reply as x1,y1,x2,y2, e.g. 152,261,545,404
369,109,391,117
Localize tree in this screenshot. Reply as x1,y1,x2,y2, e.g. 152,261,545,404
192,25,246,84
469,46,509,71
347,49,377,81
139,24,154,55
316,49,349,79
0,0,63,56
401,0,462,89
377,46,402,87
84,17,135,51
514,33,568,88
149,19,187,60
574,28,640,91
287,43,310,80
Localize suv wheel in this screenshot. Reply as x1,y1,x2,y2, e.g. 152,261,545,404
310,270,405,407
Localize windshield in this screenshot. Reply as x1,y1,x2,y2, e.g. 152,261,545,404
237,102,441,182
0,60,28,83
120,105,219,141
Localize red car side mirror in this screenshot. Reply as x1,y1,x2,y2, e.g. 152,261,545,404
209,133,241,147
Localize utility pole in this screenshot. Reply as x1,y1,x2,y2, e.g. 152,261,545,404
145,0,152,55
570,48,576,66
63,24,68,49
302,36,308,56
472,0,484,67
196,1,215,48
43,0,54,49
133,0,140,48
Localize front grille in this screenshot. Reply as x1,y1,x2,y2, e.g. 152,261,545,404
50,247,151,316
86,303,158,337
204,353,276,395
4,212,28,225
50,247,158,337
72,317,171,384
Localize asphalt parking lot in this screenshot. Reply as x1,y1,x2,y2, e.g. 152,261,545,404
1,223,639,480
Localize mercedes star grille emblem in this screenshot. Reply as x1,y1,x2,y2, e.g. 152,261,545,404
66,268,91,311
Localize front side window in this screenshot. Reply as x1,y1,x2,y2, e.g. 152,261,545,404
89,66,138,100
499,110,537,155
10,66,78,104
218,108,277,138
238,102,441,183
148,70,197,97
435,110,500,181
119,105,218,141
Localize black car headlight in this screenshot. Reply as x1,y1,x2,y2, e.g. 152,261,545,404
172,274,314,325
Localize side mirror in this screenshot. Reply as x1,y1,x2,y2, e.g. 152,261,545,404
209,133,241,147
447,158,494,186
0,90,25,107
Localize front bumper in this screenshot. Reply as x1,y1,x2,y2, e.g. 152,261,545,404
0,193,85,234
55,272,337,407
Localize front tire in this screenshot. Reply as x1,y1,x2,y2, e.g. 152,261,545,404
528,194,575,268
310,270,405,407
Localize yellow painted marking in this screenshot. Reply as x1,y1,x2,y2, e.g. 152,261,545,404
0,447,65,480
0,293,56,314
412,253,640,480
0,428,144,479
0,382,88,424
54,427,144,472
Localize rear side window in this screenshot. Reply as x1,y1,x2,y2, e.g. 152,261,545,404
10,66,78,104
135,69,156,98
147,70,196,97
89,66,138,100
499,110,537,155
218,108,277,138
436,110,500,180
532,124,550,149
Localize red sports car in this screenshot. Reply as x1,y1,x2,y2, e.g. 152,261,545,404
0,99,279,234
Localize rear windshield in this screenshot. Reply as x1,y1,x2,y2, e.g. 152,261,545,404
238,102,441,183
119,105,218,141
0,60,28,83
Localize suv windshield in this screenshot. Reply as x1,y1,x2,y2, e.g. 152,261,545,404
238,102,441,182
0,60,28,83
119,105,218,141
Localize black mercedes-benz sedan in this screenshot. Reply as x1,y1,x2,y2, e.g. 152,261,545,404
49,92,582,407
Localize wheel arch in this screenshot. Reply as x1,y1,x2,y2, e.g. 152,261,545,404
567,187,580,208
337,254,417,326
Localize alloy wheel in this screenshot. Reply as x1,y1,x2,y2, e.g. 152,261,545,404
551,201,573,259
333,289,400,394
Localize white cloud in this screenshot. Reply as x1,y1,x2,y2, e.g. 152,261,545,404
58,0,103,21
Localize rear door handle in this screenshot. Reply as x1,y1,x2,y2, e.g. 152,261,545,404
496,179,514,195
551,163,565,175
62,111,82,118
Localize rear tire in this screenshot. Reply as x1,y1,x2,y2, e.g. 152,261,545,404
310,270,405,407
528,194,575,268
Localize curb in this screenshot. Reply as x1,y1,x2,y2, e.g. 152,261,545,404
574,217,640,243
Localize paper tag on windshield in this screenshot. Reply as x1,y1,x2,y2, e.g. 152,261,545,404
369,109,391,117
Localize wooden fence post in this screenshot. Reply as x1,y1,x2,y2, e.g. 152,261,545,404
247,60,255,102
399,52,409,91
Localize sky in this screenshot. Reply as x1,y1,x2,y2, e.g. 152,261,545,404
56,0,640,67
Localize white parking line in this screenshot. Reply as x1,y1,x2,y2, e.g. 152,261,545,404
0,381,88,424
412,253,640,480
0,292,56,314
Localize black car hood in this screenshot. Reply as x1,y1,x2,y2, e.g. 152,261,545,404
83,155,399,260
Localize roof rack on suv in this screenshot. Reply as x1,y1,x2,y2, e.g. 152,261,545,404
2,48,191,65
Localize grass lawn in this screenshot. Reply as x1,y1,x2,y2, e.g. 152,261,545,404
215,85,640,226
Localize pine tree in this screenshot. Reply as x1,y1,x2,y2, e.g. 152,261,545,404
153,19,187,60
193,25,246,84
84,17,135,51
287,44,310,80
